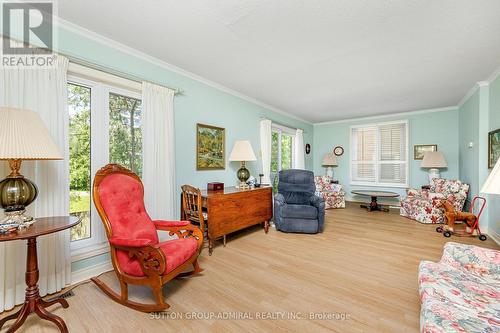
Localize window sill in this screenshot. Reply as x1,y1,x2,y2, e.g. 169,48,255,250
71,242,109,263
350,182,408,189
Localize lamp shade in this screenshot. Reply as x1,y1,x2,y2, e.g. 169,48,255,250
0,107,62,160
421,151,447,168
322,153,338,166
481,158,500,194
228,140,256,162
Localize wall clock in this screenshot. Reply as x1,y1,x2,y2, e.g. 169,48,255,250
305,143,311,154
333,146,344,156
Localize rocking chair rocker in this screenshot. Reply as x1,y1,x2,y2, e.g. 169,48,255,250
91,164,204,312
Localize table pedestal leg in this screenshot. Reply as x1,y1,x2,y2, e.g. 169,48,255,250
0,238,69,333
360,196,389,212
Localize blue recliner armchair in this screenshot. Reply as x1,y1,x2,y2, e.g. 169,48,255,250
274,169,325,233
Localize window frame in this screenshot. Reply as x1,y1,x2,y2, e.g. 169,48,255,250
270,124,296,182
349,120,409,188
68,67,142,261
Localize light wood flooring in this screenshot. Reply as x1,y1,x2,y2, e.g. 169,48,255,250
2,202,498,333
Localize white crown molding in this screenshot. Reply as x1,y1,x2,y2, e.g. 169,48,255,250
457,65,500,108
313,106,458,126
54,18,313,125
53,17,500,126
486,65,500,85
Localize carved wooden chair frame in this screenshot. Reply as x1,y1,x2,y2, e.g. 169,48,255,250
91,164,204,312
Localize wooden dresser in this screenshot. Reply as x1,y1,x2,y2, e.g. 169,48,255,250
181,186,273,254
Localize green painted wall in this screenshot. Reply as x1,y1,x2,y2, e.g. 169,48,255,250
487,76,500,237
49,27,314,273
55,27,314,190
458,77,500,235
313,109,460,204
458,90,480,201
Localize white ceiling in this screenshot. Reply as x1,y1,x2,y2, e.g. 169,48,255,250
58,0,500,123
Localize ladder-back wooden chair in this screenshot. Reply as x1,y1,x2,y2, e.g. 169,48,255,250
181,185,206,234
181,185,222,254
92,164,204,312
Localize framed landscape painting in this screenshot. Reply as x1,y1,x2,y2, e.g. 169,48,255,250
414,144,437,160
196,123,225,170
488,128,500,168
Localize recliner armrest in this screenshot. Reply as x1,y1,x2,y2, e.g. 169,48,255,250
109,237,154,248
274,193,286,205
309,195,324,208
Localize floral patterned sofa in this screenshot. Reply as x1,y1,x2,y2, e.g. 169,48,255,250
400,178,469,224
314,176,345,209
419,242,500,333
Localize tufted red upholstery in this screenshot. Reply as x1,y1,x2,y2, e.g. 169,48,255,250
117,238,198,277
98,173,196,277
99,174,158,243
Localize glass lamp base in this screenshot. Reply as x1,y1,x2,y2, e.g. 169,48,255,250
1,210,35,227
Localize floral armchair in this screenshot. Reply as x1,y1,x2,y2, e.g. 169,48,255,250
400,178,469,224
314,176,345,209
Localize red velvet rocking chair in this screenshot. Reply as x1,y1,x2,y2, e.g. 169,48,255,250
91,164,204,312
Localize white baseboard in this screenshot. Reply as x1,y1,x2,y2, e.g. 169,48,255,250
488,229,500,246
71,260,113,285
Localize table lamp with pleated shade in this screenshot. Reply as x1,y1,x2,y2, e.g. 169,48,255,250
421,151,447,183
0,107,63,225
322,153,338,178
229,140,256,189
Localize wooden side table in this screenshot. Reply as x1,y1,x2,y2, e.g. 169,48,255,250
0,216,80,333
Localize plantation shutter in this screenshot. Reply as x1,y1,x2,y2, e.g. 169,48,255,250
351,121,408,186
378,122,407,184
351,126,376,182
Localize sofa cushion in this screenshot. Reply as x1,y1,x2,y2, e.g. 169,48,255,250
282,204,318,219
419,261,500,333
117,237,198,277
419,243,500,333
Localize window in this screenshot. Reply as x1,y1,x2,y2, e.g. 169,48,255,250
350,121,408,187
108,93,142,176
68,84,91,242
271,125,296,184
68,66,142,254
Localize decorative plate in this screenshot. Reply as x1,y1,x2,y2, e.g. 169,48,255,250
333,146,344,156
0,223,20,234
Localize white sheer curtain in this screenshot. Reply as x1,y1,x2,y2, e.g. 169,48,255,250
294,129,305,169
0,55,70,312
141,82,176,221
260,119,272,185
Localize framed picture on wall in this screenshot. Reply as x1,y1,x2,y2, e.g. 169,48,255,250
413,144,437,160
488,128,500,168
196,123,225,170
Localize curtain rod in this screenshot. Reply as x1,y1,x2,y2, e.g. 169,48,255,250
2,35,183,94
64,54,184,95
260,116,306,134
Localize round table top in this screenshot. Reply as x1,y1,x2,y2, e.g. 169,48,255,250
0,216,80,242
351,190,400,198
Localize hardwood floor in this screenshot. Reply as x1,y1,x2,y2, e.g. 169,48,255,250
2,202,498,333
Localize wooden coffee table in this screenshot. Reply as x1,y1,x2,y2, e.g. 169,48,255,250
351,190,400,212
